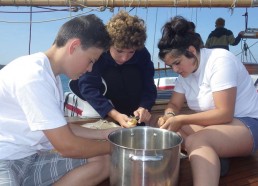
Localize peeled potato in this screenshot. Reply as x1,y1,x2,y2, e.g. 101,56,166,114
127,118,138,126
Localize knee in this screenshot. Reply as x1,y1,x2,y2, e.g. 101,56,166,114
185,133,208,153
95,155,111,176
102,155,111,174
184,134,193,152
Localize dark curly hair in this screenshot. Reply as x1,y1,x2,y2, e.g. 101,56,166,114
158,16,202,60
106,10,146,50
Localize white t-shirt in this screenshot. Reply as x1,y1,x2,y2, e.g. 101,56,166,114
0,52,67,160
174,48,258,118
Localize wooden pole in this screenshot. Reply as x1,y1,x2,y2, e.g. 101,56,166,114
0,0,257,7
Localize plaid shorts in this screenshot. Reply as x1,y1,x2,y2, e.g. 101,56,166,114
0,151,87,186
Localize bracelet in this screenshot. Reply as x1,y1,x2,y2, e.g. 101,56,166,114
165,111,176,116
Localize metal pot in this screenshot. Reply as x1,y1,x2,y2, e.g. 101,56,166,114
108,126,183,186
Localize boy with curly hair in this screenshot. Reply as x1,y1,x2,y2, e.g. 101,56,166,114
71,10,157,127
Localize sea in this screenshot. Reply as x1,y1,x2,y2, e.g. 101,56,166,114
60,70,178,93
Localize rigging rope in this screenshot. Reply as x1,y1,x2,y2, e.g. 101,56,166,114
231,0,238,8
28,6,32,55
243,8,248,31
151,8,158,62
174,0,178,7
69,0,72,17
145,0,148,8
236,40,258,63
0,7,77,13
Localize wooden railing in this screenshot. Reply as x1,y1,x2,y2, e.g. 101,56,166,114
243,63,258,74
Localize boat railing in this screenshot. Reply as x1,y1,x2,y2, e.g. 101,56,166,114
243,63,258,74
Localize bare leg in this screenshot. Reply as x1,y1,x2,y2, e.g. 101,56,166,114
53,155,110,186
189,145,220,186
179,124,204,151
185,119,253,186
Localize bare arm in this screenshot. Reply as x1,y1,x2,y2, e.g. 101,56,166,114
43,124,115,159
158,91,186,126
108,108,133,128
68,123,121,139
160,87,236,131
165,91,186,115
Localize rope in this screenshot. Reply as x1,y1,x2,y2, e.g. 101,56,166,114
199,0,203,6
0,9,94,24
145,0,148,8
69,0,72,17
250,0,254,7
129,0,134,7
191,8,193,20
231,0,238,8
137,0,141,10
174,0,178,7
145,4,148,23
195,8,198,26
244,8,248,31
229,0,238,14
236,40,258,63
110,0,114,12
151,8,158,61
0,7,76,13
106,0,109,8
28,6,32,55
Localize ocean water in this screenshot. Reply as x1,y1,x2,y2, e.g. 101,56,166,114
60,70,178,93
61,74,70,93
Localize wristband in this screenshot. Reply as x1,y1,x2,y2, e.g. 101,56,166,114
165,111,176,116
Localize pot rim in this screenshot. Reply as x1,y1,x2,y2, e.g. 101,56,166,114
107,126,183,151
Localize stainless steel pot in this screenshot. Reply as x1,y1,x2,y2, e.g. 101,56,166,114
108,126,183,186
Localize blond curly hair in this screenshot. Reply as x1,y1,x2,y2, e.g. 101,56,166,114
106,10,147,50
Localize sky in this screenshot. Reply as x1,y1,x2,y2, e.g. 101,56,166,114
0,5,258,68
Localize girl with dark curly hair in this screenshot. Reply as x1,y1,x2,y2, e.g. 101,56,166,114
158,16,258,186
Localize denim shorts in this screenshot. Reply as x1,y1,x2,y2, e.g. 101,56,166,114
0,151,87,186
236,117,258,153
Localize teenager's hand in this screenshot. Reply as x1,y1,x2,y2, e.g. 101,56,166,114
134,107,151,124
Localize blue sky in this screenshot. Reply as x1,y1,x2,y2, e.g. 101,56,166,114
0,6,258,68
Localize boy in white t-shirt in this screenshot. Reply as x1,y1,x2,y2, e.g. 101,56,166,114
0,14,119,186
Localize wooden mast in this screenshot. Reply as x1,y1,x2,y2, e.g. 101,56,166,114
0,0,257,7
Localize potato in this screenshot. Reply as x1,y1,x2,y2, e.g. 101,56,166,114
127,117,138,126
